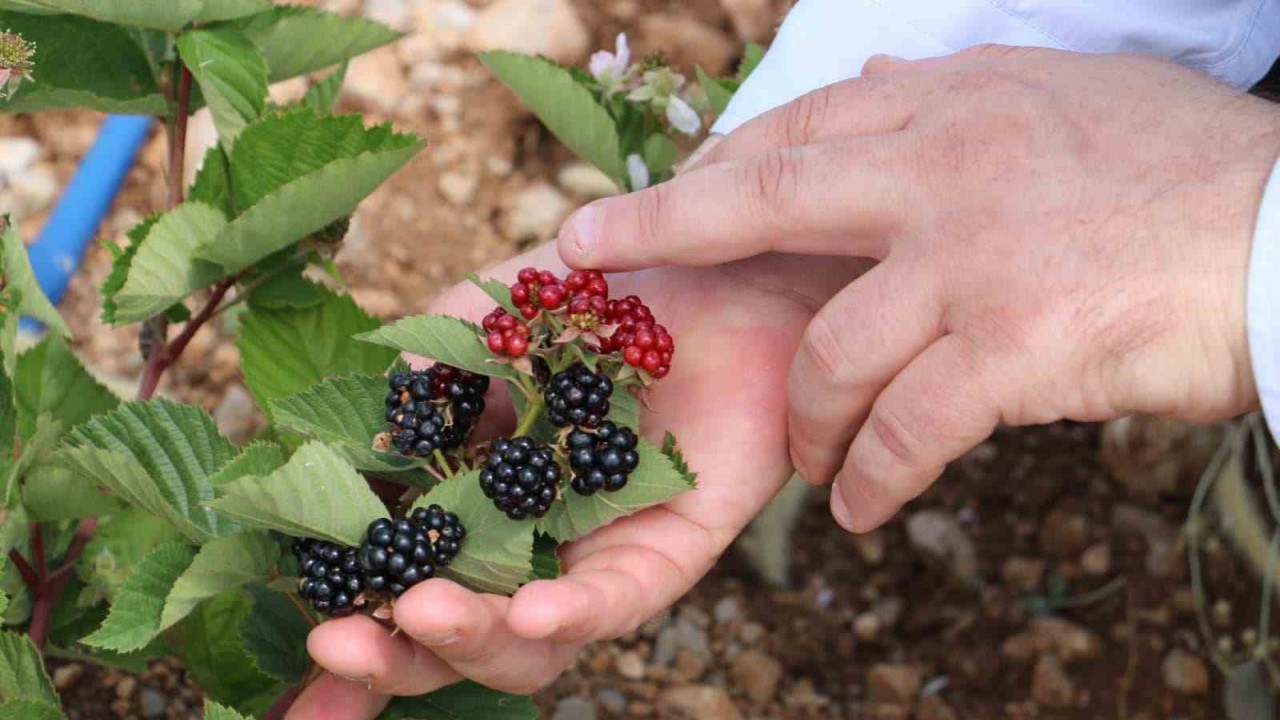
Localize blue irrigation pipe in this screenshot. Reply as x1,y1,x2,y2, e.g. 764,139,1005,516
22,114,153,331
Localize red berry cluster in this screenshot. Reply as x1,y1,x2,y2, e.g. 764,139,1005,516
599,296,674,378
482,308,531,357
510,267,611,321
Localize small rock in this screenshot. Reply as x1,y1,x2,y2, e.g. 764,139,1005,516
615,651,645,680
1003,617,1102,663
6,163,58,216
52,664,84,692
673,646,710,680
344,46,409,116
657,685,741,720
637,14,736,76
551,697,596,720
866,664,923,705
1041,507,1091,558
1101,416,1223,500
465,0,590,65
351,287,401,319
1001,557,1046,593
1162,649,1210,695
854,529,887,566
1213,598,1233,629
718,0,774,41
214,385,257,444
854,612,882,642
652,615,710,667
906,510,979,583
0,137,40,184
501,181,572,243
1081,543,1112,576
1112,504,1180,578
558,163,620,199
918,694,958,720
730,650,783,705
1031,655,1075,709
597,687,627,716
115,676,138,700
738,621,766,645
365,0,411,31
437,170,479,206
713,596,744,626
140,688,167,719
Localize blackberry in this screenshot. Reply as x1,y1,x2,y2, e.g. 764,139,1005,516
567,422,641,495
357,505,466,598
293,538,365,616
545,363,613,428
386,368,485,456
479,437,561,520
432,364,490,420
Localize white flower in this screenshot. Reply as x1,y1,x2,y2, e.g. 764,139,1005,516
626,154,651,191
589,33,631,92
665,96,702,135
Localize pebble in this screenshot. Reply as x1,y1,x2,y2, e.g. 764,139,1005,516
1040,507,1091,558
1001,557,1046,592
738,621,765,646
465,0,590,65
1162,648,1210,695
717,0,774,41
139,688,167,719
637,14,735,76
854,612,882,642
0,136,40,184
500,182,572,243
656,685,741,720
730,650,783,705
344,46,410,116
552,697,598,720
437,170,479,206
1081,543,1112,576
1002,617,1102,663
115,675,137,700
558,162,620,199
1030,655,1075,708
52,664,84,691
906,509,979,583
854,529,887,566
1112,504,1180,578
918,694,959,720
597,687,628,716
6,162,58,216
214,385,257,444
866,663,923,705
365,0,411,31
713,596,744,626
615,650,645,680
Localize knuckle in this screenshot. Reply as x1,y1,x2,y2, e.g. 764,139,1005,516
632,187,667,248
741,149,802,231
800,313,856,387
865,403,927,474
777,85,833,147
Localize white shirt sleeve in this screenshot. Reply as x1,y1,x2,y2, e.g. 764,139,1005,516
1251,157,1280,441
714,0,1280,134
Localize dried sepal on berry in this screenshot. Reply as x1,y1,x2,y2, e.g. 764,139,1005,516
0,30,35,99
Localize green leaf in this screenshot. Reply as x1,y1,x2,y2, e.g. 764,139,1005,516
481,51,627,185
21,462,123,521
530,532,560,581
643,133,680,178
83,543,196,652
15,335,118,440
195,110,423,272
160,532,279,629
302,63,347,114
246,273,326,311
738,42,765,82
9,0,268,30
381,682,538,720
1,220,69,337
207,442,387,546
229,6,400,82
111,202,228,325
466,274,519,316
662,432,698,488
188,149,234,216
208,442,285,486
77,509,184,605
240,583,311,684
0,700,64,720
272,374,424,473
697,67,735,117
175,590,278,709
239,288,396,417
356,316,518,382
0,289,18,380
64,399,240,542
608,387,640,430
100,216,155,324
412,472,534,595
0,631,56,705
4,416,61,507
177,29,269,150
0,12,164,114
538,438,694,541
205,701,252,720
0,560,8,619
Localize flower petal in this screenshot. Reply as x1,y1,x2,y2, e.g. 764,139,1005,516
627,154,651,191
666,97,702,135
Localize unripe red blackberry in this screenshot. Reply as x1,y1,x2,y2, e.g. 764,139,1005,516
482,307,532,358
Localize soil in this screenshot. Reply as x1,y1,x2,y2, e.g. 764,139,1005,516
5,0,1280,718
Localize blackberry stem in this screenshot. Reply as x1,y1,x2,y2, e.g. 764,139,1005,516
514,394,546,437
433,449,455,479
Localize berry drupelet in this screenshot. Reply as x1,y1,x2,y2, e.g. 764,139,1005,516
357,506,466,598
545,363,613,428
567,422,640,495
480,437,561,520
293,538,365,616
482,307,532,358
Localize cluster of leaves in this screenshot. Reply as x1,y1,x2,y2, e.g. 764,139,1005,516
0,4,738,720
482,37,763,191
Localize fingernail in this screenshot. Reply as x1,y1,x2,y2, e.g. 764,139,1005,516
565,204,602,260
829,482,856,531
335,672,371,684
674,134,723,175
418,630,461,647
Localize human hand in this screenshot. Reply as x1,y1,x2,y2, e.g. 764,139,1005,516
286,243,867,718
554,46,1280,533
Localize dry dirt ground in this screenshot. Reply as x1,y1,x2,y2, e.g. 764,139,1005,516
4,0,1280,718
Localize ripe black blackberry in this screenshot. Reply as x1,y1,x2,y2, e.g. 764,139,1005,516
357,505,466,598
293,538,364,616
480,437,561,520
433,364,490,420
567,421,640,495
544,363,612,428
385,369,479,456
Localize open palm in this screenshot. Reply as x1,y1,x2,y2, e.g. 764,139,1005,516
286,244,868,719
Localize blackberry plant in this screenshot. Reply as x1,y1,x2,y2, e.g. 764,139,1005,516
0,10,738,720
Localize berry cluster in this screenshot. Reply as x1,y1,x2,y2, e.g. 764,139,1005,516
482,308,532,358
567,422,640,495
480,437,561,520
293,539,366,616
545,363,613,428
385,365,489,457
599,296,674,378
358,505,466,597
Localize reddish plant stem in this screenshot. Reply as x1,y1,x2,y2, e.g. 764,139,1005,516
136,275,239,401
7,548,38,587
166,65,193,209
